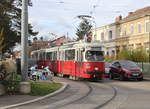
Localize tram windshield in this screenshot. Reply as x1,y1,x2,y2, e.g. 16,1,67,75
85,51,104,61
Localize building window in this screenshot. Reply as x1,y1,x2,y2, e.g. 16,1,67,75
130,24,134,34
137,22,141,33
117,27,121,37
145,20,149,33
123,26,126,36
106,51,109,56
111,50,115,57
122,45,127,49
144,42,149,48
101,32,104,41
109,30,112,40
136,43,142,49
129,44,134,49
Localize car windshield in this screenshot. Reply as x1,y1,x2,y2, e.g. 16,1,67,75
119,61,138,68
105,62,110,68
85,51,104,61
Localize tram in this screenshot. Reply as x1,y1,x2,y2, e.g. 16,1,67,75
31,41,105,80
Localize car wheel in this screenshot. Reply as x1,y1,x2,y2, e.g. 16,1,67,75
109,73,113,80
137,77,143,81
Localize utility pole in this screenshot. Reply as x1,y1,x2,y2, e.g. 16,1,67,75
149,15,150,63
21,0,28,81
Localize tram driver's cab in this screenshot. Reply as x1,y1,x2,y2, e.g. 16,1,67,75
85,50,104,62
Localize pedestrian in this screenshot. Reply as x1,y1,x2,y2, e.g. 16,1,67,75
41,72,47,80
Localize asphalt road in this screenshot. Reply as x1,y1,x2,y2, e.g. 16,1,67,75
10,78,150,109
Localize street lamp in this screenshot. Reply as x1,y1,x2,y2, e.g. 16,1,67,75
148,15,150,63
21,0,28,81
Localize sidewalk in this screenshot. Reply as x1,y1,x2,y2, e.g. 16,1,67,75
0,95,39,108
144,74,150,81
0,78,68,109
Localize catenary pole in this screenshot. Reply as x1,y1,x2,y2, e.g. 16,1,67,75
21,0,28,81
149,15,150,63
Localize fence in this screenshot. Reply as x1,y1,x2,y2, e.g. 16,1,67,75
137,63,150,75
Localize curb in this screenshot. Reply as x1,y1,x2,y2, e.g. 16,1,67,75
1,82,68,109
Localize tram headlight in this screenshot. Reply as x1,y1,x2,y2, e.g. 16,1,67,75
94,67,99,71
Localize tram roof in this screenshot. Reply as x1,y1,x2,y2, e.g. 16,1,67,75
60,40,104,49
31,40,104,53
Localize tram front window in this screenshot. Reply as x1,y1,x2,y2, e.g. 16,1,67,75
85,51,104,61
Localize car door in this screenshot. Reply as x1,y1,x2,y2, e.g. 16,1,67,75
111,61,121,78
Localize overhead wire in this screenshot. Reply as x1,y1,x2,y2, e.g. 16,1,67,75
89,0,101,15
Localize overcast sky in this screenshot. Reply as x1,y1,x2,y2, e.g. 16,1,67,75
28,0,150,40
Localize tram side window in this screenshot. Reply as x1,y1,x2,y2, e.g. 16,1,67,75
39,52,46,60
46,52,52,60
39,53,43,60
32,53,36,60
53,51,57,60
43,53,46,60
65,49,75,61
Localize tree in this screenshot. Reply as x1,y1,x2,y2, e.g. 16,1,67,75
76,18,92,40
0,0,38,52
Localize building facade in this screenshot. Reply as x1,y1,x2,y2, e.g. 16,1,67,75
92,6,150,57
116,6,150,52
92,23,117,57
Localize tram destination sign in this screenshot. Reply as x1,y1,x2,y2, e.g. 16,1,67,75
89,47,102,51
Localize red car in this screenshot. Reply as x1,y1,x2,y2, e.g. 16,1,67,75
109,60,143,81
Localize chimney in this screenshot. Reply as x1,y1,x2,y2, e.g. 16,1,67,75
128,12,133,16
115,15,122,22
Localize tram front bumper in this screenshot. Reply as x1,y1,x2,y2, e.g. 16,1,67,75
84,72,104,79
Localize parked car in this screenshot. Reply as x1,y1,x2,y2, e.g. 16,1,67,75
105,62,110,77
109,60,143,81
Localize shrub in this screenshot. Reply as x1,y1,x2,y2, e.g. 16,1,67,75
0,59,19,94
117,48,148,62
104,55,116,62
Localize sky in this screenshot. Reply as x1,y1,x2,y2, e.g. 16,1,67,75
28,0,150,40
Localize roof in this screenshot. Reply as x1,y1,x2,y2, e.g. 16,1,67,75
117,6,150,23
127,6,150,17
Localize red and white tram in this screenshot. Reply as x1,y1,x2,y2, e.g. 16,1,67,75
31,41,105,80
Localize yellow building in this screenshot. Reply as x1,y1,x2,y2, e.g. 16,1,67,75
116,6,150,52
92,23,117,57
92,6,150,57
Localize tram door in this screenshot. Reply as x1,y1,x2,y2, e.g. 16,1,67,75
75,49,83,77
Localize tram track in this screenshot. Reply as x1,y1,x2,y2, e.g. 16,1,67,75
58,80,118,109
46,80,119,109
46,81,93,109
93,84,117,109
9,78,119,109
9,78,92,109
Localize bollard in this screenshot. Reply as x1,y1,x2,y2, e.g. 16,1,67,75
0,84,5,95
19,82,31,94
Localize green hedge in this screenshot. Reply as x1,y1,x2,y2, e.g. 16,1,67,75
117,48,149,62
137,63,150,74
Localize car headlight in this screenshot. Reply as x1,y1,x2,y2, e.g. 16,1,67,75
140,69,143,72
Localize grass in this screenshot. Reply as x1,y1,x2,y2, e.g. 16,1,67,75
30,82,62,96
